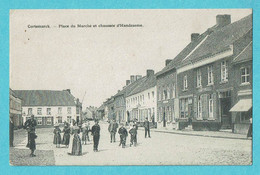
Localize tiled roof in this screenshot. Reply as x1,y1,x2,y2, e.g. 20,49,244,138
10,88,21,99
13,90,76,106
127,74,157,97
232,41,252,64
157,14,252,76
113,77,145,98
180,14,252,65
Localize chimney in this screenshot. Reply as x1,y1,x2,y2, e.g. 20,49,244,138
126,80,130,86
136,75,142,80
64,89,71,94
130,75,136,83
165,59,172,66
146,69,154,77
191,33,200,42
216,14,231,27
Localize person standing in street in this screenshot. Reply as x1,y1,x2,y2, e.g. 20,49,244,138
53,123,62,148
144,117,151,138
129,123,137,147
91,119,101,152
24,114,37,147
10,117,14,147
62,122,70,148
118,123,128,148
82,123,89,145
69,126,82,156
108,119,118,143
28,127,37,157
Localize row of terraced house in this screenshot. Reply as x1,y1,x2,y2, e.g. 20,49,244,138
98,14,252,134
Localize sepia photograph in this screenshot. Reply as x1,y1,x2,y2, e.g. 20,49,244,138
9,9,252,166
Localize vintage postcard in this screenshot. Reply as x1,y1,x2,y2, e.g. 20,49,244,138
9,9,252,165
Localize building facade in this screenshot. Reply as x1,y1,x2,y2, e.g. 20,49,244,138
126,70,157,126
9,89,23,128
175,14,252,131
14,89,80,127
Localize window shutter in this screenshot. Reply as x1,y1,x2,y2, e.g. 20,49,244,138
193,96,197,118
213,93,217,120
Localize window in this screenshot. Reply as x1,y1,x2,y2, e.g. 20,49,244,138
158,88,161,101
67,116,72,123
47,108,51,115
208,94,213,118
208,65,214,85
57,116,62,123
221,61,228,82
241,67,250,84
46,117,52,125
36,117,42,125
183,75,188,90
152,91,154,98
58,107,62,114
67,107,71,114
28,108,32,115
37,108,42,115
167,86,170,99
197,96,202,119
148,93,150,100
197,69,202,87
163,89,167,100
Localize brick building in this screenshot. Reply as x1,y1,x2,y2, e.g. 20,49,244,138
175,14,252,131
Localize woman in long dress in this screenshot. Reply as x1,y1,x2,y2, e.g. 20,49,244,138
62,122,71,148
69,126,82,156
53,124,61,148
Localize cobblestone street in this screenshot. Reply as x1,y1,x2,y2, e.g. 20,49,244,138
10,121,252,165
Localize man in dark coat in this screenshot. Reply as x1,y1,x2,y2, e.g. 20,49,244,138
28,127,37,157
91,120,101,152
118,123,128,148
24,115,37,147
9,117,14,147
144,117,151,138
108,119,118,143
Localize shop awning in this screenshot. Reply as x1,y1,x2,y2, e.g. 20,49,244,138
230,99,252,112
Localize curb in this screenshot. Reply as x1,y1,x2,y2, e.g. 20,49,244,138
138,128,249,140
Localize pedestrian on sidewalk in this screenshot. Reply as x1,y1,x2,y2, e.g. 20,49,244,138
9,117,14,147
118,123,128,148
129,124,137,147
91,119,100,152
108,119,118,143
28,127,37,157
69,126,82,156
144,117,151,138
247,117,252,138
24,114,37,147
62,122,70,148
53,123,62,148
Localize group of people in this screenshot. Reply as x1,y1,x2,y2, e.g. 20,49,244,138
22,114,152,157
108,117,151,148
53,119,101,156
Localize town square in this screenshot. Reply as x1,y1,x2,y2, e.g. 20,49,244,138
9,9,252,165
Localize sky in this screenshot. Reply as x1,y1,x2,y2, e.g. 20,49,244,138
10,9,252,109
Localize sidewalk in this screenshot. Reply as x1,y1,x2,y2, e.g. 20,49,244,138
138,127,249,140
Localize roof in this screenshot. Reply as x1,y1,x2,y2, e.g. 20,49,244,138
13,90,77,106
127,74,157,97
157,14,252,76
180,14,252,66
232,41,252,64
9,88,21,99
113,77,145,98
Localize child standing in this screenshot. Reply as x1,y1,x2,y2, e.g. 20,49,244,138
82,123,88,145
53,123,61,148
129,124,137,147
118,123,128,148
